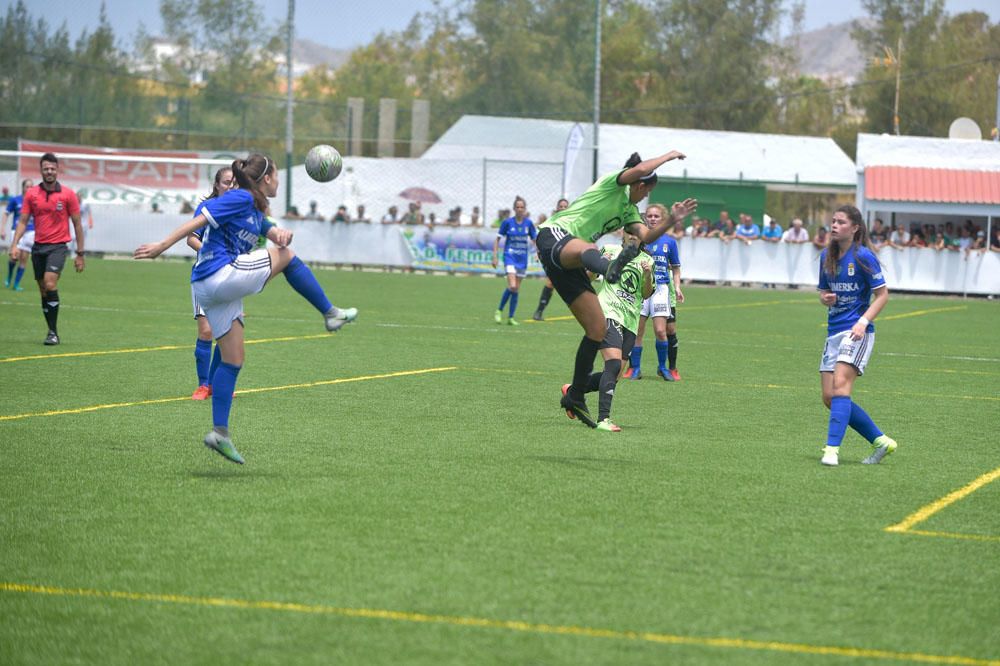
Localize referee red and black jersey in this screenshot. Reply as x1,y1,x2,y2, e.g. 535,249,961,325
22,182,80,245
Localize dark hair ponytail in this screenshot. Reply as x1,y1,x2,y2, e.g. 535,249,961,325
624,152,642,169
623,152,657,185
231,153,273,213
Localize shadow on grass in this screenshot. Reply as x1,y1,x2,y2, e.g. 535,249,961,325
188,468,281,480
527,455,638,469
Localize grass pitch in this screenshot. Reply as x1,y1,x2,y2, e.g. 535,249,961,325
1,258,998,665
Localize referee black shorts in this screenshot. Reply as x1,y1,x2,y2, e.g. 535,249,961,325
535,226,595,306
31,243,69,281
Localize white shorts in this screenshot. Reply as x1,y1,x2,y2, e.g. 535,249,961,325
191,284,205,319
192,249,271,339
819,329,875,376
640,283,672,319
16,230,35,253
505,263,527,278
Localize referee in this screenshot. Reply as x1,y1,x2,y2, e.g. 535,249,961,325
10,153,85,345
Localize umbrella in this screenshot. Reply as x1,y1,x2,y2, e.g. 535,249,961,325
399,187,442,204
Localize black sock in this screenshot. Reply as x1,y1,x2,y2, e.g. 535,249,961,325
585,371,602,393
42,290,59,334
537,285,553,312
571,336,602,396
668,334,678,369
598,358,622,421
580,248,610,275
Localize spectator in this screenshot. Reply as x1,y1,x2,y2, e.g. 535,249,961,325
761,217,782,243
0,186,9,207
332,205,350,223
447,206,462,226
427,212,437,228
708,217,735,242
910,228,927,248
869,218,888,249
179,200,194,215
302,200,324,221
381,205,399,224
812,225,828,250
942,221,960,251
958,227,974,255
990,226,1000,253
734,213,760,244
782,218,809,243
355,205,371,224
689,218,710,237
151,202,164,213
284,205,302,220
933,229,946,250
888,223,910,249
401,202,423,225
969,229,987,255
470,206,482,227
669,218,686,240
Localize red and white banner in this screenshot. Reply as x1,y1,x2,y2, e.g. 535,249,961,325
17,140,235,205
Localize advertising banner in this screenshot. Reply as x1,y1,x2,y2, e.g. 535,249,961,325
400,225,545,276
18,140,234,206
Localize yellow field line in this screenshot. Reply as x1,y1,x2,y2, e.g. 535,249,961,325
0,367,457,422
698,380,999,403
1,583,995,665
0,334,331,364
900,530,1000,543
879,305,968,322
886,467,1000,534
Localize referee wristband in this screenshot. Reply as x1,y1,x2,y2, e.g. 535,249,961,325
857,316,870,328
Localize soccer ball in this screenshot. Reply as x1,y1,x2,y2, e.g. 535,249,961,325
304,144,343,183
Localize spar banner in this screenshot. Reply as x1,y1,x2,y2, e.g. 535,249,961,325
18,140,235,206
400,225,545,276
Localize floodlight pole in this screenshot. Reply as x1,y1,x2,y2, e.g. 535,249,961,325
994,72,999,141
892,35,902,136
285,0,295,211
592,0,602,182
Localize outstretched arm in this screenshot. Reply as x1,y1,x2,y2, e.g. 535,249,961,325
628,198,698,245
616,150,686,186
134,215,210,259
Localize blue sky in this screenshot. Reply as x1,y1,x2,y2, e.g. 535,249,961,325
7,1,1000,50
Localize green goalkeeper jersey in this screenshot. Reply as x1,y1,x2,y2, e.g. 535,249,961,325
540,172,643,242
597,244,652,334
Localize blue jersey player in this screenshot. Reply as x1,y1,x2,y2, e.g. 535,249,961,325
2,179,35,291
135,153,357,465
628,203,684,381
186,167,234,400
817,205,896,467
492,196,536,325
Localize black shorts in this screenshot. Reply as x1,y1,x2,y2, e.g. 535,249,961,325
600,318,637,357
535,227,595,305
31,243,69,281
667,304,677,324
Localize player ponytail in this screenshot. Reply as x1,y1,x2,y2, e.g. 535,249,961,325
825,205,876,276
231,154,273,213
624,152,657,185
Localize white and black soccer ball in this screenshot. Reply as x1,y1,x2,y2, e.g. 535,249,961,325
304,144,343,183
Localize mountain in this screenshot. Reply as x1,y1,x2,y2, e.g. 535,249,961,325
293,38,351,72
789,18,874,83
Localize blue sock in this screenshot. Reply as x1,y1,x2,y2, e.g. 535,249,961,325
655,339,669,369
13,266,24,288
849,402,883,443
827,396,852,447
5,259,13,283
629,345,642,372
194,339,212,386
208,345,222,387
211,361,241,429
508,291,519,317
283,256,332,314
499,289,511,310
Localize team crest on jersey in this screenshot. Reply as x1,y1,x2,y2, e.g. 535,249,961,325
847,262,855,276
56,202,63,211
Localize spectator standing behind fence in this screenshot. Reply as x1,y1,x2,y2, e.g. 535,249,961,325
470,206,482,227
303,201,323,221
709,217,735,242
761,218,782,243
381,205,399,224
910,228,927,248
990,226,1000,252
402,202,423,225
332,205,350,223
887,223,910,249
782,218,809,243
812,226,829,250
355,205,371,224
734,214,760,244
870,218,888,250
